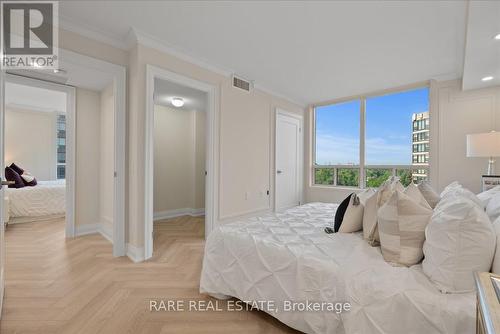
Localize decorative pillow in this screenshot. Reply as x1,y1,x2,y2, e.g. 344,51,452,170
417,181,440,208
404,182,431,209
9,163,24,176
492,217,500,275
478,185,500,208
364,179,404,246
5,167,24,188
422,197,496,293
440,182,483,209
378,190,433,266
334,194,352,232
21,172,37,187
338,188,375,233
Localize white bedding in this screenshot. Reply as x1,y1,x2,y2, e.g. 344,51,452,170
200,202,475,334
6,180,66,218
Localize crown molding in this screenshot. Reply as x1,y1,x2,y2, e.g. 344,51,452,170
430,71,461,82
254,83,307,109
59,15,129,50
127,28,233,78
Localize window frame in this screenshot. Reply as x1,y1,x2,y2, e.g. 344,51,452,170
55,113,66,180
312,82,430,189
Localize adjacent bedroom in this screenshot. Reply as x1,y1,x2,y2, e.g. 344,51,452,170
4,79,68,224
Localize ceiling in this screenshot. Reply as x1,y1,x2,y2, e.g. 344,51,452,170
154,78,207,113
5,82,67,113
59,1,498,105
462,1,500,90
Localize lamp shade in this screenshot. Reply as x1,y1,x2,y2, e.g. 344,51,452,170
466,131,500,157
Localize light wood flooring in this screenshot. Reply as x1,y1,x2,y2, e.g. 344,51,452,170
0,216,299,333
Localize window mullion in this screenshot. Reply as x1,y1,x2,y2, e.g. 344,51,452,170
360,98,366,189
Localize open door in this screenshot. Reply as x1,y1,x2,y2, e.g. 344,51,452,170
0,68,5,316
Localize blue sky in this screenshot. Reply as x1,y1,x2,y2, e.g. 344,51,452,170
315,87,429,165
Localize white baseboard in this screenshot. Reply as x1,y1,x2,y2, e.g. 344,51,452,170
99,224,113,243
75,222,113,244
154,208,205,221
126,243,145,263
75,223,100,236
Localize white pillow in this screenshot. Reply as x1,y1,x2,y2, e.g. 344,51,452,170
338,194,364,233
21,173,35,183
478,185,500,207
440,182,483,209
363,178,403,246
378,190,433,266
492,217,500,275
422,197,496,293
404,182,431,209
486,191,500,222
417,182,440,208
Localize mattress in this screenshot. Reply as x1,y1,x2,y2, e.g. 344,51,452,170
6,180,66,218
200,202,475,334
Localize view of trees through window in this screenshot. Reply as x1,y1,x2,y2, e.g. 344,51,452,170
314,87,429,188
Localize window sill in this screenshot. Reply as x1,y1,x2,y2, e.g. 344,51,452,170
310,185,362,191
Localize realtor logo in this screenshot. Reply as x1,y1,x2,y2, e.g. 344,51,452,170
1,1,58,69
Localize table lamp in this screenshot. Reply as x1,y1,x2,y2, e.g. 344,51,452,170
466,131,500,175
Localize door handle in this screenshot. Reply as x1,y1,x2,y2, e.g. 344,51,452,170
277,170,283,174
0,179,14,188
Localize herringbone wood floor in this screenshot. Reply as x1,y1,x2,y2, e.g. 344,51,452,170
0,216,299,334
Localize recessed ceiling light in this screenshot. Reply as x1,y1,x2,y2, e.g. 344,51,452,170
53,68,66,74
171,97,184,107
494,33,500,40
482,76,494,82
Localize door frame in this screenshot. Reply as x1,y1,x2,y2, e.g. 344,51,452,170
5,74,77,237
274,108,304,211
144,65,218,261
58,49,127,256
0,67,5,318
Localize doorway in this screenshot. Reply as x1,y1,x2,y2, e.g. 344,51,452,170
275,109,304,211
144,65,218,261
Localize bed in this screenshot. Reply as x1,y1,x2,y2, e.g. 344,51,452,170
200,202,475,334
6,180,66,220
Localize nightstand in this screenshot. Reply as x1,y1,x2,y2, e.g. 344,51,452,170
482,175,500,192
475,272,500,334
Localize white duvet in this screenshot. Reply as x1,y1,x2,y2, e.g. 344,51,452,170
6,180,66,217
200,203,475,334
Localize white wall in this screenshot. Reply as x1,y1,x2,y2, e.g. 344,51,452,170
99,84,115,236
4,108,57,180
194,111,206,209
75,88,101,227
304,79,500,204
430,80,500,193
126,44,304,247
153,105,205,215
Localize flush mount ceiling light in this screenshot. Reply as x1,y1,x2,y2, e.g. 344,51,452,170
494,33,500,40
482,76,494,82
53,68,67,74
171,97,184,107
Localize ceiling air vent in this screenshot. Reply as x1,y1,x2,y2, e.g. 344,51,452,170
232,75,253,92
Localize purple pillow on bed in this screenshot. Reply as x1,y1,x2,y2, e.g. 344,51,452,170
9,163,24,176
5,166,25,188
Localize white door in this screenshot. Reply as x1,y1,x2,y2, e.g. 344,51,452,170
0,69,5,316
275,111,302,211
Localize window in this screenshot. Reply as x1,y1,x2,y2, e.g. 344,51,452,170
314,100,360,187
314,87,429,188
56,114,66,179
